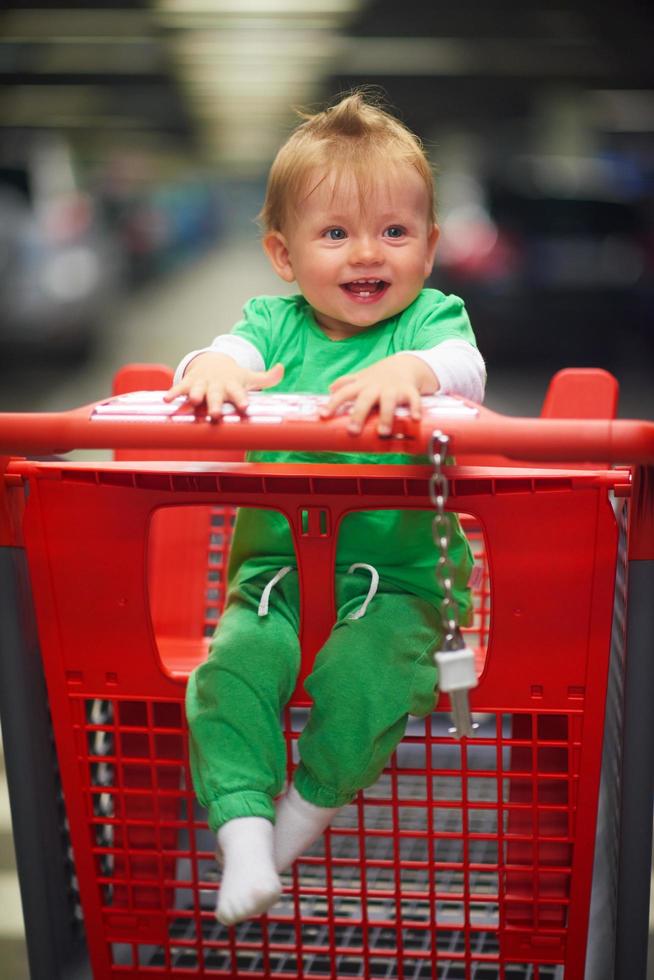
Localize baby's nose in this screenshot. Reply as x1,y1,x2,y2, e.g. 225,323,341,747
350,235,382,263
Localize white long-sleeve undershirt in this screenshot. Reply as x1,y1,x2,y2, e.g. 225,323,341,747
174,334,486,405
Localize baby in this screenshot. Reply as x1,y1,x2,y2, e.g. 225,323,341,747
165,91,485,926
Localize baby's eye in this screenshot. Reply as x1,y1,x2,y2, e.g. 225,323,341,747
383,225,406,239
324,227,347,240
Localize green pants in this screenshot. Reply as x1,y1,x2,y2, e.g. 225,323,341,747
186,569,443,831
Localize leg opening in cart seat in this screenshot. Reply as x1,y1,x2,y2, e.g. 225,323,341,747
145,504,492,685
146,504,239,677
335,508,491,672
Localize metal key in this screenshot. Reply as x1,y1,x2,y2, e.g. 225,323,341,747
435,642,478,739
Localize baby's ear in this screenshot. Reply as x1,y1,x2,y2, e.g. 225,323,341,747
424,223,440,276
263,231,295,283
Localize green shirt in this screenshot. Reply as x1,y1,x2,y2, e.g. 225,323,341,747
227,289,477,619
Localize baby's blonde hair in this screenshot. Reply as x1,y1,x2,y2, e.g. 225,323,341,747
258,90,436,233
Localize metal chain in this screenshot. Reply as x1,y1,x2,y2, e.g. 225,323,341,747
429,430,465,652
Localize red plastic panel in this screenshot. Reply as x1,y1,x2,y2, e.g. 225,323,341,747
540,368,619,421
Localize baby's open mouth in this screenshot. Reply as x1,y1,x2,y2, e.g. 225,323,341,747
341,278,389,298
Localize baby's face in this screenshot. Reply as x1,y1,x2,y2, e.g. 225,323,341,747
265,164,438,339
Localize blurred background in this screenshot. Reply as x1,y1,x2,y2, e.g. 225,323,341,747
0,0,653,417
0,0,652,976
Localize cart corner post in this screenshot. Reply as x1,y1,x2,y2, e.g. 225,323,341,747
615,464,654,980
0,461,91,979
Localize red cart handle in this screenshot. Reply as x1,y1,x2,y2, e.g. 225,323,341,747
0,390,652,464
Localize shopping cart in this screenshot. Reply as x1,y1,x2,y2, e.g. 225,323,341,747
0,367,652,980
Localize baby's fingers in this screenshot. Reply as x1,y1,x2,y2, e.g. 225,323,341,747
328,372,358,393
347,389,380,434
222,381,248,413
408,387,422,421
320,382,359,418
186,380,213,407
204,382,228,419
377,390,399,436
378,388,422,434
247,362,285,391
163,381,190,402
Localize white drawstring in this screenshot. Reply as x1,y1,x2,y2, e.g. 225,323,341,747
257,562,380,620
347,563,379,620
257,565,294,616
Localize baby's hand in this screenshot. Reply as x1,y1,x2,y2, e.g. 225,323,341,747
321,354,439,436
163,352,284,419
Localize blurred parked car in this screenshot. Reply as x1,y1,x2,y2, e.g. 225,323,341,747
99,170,225,285
433,157,654,368
0,157,125,361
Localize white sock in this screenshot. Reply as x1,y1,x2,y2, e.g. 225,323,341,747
273,784,342,873
215,817,281,926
